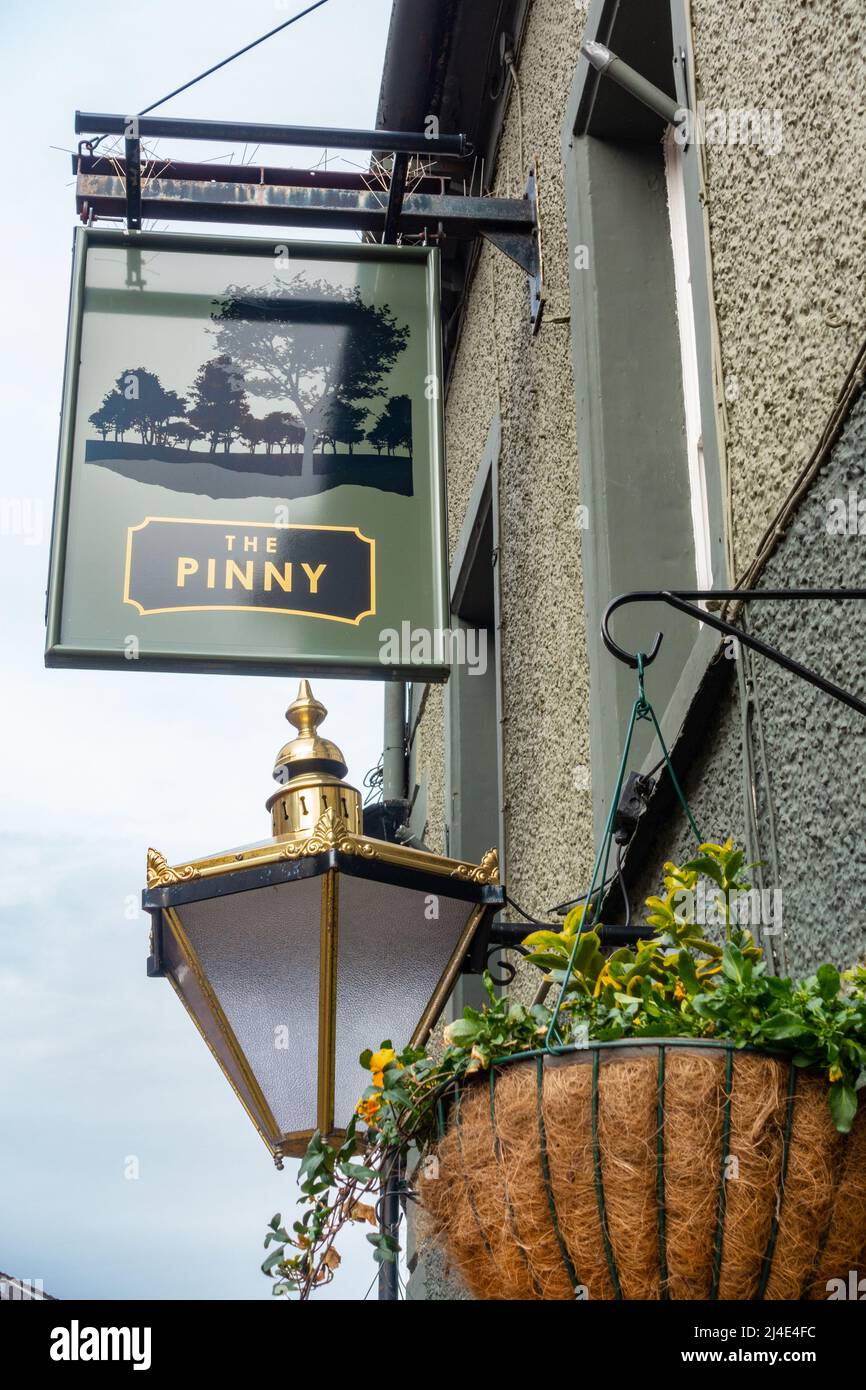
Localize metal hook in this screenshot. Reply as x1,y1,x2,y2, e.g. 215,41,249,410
602,588,866,719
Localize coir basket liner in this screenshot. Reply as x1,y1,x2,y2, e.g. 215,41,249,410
419,1041,866,1300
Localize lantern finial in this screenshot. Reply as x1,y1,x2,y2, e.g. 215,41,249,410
286,679,327,739
267,680,361,838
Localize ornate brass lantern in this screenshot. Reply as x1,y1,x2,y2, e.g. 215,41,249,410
143,682,502,1165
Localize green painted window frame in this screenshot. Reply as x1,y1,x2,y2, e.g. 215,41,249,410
562,0,729,840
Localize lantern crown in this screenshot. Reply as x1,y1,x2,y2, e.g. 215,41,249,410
272,679,348,782
267,680,361,837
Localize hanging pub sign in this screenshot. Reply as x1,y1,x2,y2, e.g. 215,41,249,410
45,229,449,678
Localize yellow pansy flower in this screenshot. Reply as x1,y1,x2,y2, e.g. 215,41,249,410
369,1047,403,1088
370,1047,399,1073
355,1095,380,1123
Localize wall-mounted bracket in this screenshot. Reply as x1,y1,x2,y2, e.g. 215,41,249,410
602,588,866,718
480,160,544,332
123,118,142,232
72,112,545,330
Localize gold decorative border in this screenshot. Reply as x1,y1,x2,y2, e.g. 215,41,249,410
147,848,200,887
317,871,339,1137
123,516,377,626
147,822,500,888
450,848,500,885
281,808,376,860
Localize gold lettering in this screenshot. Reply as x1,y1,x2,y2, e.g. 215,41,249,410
302,562,327,594
243,535,258,552
266,536,277,554
224,534,236,551
206,558,216,589
176,557,198,587
263,562,293,593
225,559,254,590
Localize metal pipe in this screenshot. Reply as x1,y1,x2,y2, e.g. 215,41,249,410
382,683,406,801
581,42,683,127
75,110,469,157
377,1151,401,1301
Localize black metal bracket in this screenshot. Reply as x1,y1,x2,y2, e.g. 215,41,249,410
382,151,410,247
123,116,142,232
602,588,866,719
72,112,544,328
480,160,544,333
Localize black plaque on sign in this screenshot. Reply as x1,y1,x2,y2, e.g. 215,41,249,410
124,518,375,625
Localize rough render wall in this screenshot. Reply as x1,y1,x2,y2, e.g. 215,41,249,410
635,388,866,976
413,0,594,921
689,0,866,579
410,0,865,1302
631,0,866,971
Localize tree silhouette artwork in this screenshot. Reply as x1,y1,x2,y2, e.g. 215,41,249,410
83,275,417,500
367,394,412,457
89,368,185,446
317,399,367,455
211,275,410,478
187,355,252,454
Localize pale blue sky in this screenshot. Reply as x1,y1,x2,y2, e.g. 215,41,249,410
0,0,396,1299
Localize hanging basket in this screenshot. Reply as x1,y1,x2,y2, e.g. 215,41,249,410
419,1041,866,1300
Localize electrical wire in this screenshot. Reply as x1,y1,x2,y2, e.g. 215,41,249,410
138,0,332,117
549,869,621,917
502,892,558,929
504,54,524,196
362,753,384,807
616,842,631,930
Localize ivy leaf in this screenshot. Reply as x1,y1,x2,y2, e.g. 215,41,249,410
340,1161,379,1182
366,1231,400,1264
261,1247,287,1275
444,1018,479,1044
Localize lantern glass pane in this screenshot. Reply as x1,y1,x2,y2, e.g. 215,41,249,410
333,877,474,1127
161,914,269,1137
173,876,322,1137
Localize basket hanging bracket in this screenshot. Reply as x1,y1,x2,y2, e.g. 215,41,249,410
602,588,866,719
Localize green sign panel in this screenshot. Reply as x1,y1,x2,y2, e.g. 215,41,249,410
46,229,448,677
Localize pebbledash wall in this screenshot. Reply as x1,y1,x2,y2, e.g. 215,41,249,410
386,0,866,1295
406,0,591,921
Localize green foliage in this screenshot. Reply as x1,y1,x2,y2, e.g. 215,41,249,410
532,839,866,1135
263,839,866,1298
